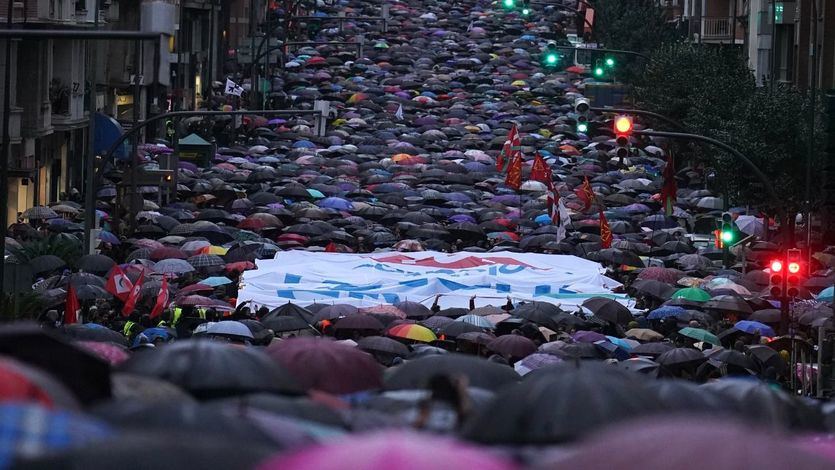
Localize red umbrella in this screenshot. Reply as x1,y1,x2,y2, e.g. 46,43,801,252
565,64,586,74
637,267,685,284
176,283,214,297
225,261,255,273
266,338,382,394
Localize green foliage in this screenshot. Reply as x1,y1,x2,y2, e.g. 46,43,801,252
10,235,83,269
0,292,46,322
593,0,681,55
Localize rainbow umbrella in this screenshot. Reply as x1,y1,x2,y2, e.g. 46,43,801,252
387,324,437,343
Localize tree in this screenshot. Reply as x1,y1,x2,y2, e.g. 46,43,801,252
632,43,824,212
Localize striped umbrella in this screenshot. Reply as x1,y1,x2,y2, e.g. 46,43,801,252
455,314,495,329
188,254,225,268
23,205,58,219
387,324,437,343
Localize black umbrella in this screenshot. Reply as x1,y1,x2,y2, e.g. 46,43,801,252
655,347,707,368
262,302,314,323
357,335,411,357
512,302,562,329
462,364,665,444
701,378,824,431
119,340,302,399
0,323,111,405
384,354,519,391
30,254,67,274
581,297,632,325
630,341,674,358
62,324,129,346
208,393,347,429
21,432,279,470
77,254,116,275
712,349,757,370
438,321,484,338
262,315,311,333
631,279,675,300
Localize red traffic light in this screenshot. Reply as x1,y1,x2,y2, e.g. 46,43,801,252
770,260,783,273
788,262,800,274
614,115,633,134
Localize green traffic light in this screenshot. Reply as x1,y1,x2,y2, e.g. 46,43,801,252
545,53,558,65
576,122,589,133
605,57,615,67
503,0,514,8
522,7,530,15
594,67,604,77
721,230,734,243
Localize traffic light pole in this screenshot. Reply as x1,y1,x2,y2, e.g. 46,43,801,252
632,129,782,214
547,45,650,61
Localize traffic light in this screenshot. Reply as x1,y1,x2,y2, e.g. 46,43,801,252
502,0,515,9
614,115,633,162
593,59,605,78
786,248,802,298
541,42,561,68
165,119,176,138
574,98,590,134
720,212,735,245
604,57,615,68
521,0,530,15
768,259,784,298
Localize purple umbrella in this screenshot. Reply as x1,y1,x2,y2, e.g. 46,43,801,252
572,330,607,343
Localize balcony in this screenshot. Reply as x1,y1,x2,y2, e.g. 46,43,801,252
689,16,744,44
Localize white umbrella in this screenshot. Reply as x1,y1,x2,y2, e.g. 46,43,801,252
735,215,764,237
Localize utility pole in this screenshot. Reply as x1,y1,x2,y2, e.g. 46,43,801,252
805,0,819,273
0,0,14,291
83,9,100,254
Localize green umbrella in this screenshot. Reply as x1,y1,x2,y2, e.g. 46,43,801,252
678,327,720,346
671,287,711,302
306,188,325,199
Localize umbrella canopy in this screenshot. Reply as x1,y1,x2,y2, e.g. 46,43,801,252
120,340,302,399
534,417,831,469
259,431,517,470
581,297,633,324
462,364,665,444
265,338,382,394
384,354,519,391
487,334,537,358
672,287,711,302
387,324,437,343
678,327,721,346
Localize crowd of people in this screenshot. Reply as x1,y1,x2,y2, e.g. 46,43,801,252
2,0,835,468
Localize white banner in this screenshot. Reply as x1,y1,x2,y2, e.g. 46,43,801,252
238,251,625,310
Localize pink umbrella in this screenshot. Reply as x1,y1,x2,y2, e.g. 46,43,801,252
77,341,130,366
257,431,517,470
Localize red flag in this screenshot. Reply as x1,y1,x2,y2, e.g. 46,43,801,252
496,140,509,172
65,284,80,325
660,153,677,216
504,152,523,191
325,241,338,252
497,124,520,172
150,275,169,319
529,152,551,183
574,176,595,212
599,209,613,248
105,265,134,302
122,271,145,317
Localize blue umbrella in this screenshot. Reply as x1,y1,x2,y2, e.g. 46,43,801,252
292,140,316,148
98,231,120,245
817,286,833,302
734,320,776,337
534,214,551,225
201,276,233,287
606,335,634,351
647,305,685,320
0,403,112,468
318,197,354,211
